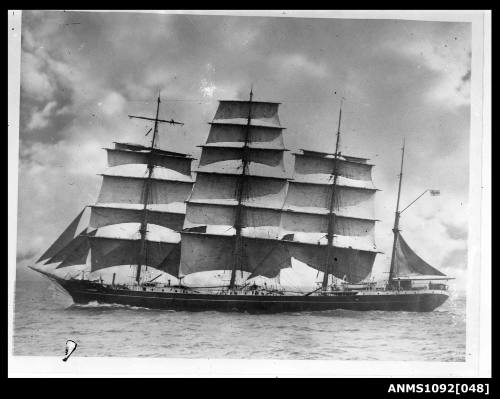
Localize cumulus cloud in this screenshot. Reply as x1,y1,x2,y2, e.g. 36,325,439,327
98,92,126,116
386,26,471,109
26,101,57,130
21,51,55,101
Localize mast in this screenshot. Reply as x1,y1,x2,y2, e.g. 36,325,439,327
388,139,405,285
129,94,184,284
321,99,343,290
229,87,253,289
178,95,290,282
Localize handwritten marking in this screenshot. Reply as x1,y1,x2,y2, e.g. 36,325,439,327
62,340,77,362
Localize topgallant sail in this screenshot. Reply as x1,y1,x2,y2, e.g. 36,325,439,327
30,91,453,312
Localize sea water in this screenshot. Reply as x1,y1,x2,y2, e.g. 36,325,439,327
12,278,466,361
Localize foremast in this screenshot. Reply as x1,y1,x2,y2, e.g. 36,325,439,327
322,99,343,290
129,94,184,284
35,94,193,279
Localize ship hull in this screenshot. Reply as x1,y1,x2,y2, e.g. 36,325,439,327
53,277,449,313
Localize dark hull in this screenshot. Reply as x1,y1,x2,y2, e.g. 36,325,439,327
53,277,449,313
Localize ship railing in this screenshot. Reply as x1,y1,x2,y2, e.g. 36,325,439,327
324,282,376,292
205,284,289,296
383,281,449,292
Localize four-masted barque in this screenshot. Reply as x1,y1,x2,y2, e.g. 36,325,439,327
30,90,452,312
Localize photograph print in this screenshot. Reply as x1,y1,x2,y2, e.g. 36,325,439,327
8,10,490,377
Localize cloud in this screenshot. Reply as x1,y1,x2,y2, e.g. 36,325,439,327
55,105,72,116
386,26,471,109
16,248,40,263
98,92,126,116
26,101,58,130
221,18,261,50
16,132,111,264
200,78,216,98
461,68,471,83
277,53,329,78
441,248,467,270
443,220,468,241
20,51,55,101
199,63,217,99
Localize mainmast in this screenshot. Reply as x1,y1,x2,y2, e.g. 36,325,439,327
128,94,184,284
229,87,253,289
388,139,405,285
322,99,343,290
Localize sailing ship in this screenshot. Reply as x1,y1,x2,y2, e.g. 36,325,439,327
29,90,453,312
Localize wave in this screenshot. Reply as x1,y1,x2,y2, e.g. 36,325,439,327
68,301,156,311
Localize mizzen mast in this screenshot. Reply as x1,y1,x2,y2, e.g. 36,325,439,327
229,87,253,289
388,139,405,285
128,94,184,284
321,98,344,290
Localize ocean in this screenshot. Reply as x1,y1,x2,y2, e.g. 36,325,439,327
12,278,466,361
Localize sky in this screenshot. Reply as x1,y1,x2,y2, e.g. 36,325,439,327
15,11,471,290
